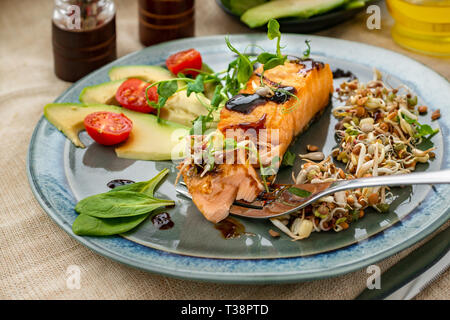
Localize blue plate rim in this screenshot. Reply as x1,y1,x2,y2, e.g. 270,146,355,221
26,34,450,283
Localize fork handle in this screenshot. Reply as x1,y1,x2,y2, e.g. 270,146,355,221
326,169,450,196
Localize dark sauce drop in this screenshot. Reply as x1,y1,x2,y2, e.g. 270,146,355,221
214,217,249,239
270,86,295,104
225,86,297,115
107,179,135,189
332,68,357,80
152,212,174,230
225,93,266,114
333,68,357,80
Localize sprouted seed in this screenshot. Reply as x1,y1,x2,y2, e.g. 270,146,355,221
270,69,439,240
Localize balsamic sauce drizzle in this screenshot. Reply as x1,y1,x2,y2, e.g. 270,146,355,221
152,212,174,230
107,179,135,189
214,216,252,239
225,57,324,115
332,68,357,80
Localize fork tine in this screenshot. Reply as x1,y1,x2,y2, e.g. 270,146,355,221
175,185,192,200
175,183,264,209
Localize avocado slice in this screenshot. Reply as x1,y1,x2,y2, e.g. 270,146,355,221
44,103,188,160
229,0,268,16
241,0,347,28
79,79,124,105
108,65,174,83
77,79,213,127
109,64,217,99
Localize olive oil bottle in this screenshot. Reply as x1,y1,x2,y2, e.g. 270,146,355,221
386,0,450,56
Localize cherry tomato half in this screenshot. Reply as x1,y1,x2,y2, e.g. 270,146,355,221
166,48,202,77
84,111,133,146
116,78,158,113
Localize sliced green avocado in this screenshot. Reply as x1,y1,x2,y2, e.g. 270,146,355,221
77,79,213,127
109,64,217,99
44,103,188,161
241,0,347,28
108,65,174,83
79,79,124,105
229,0,267,16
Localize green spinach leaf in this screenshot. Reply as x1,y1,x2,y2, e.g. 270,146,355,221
72,213,150,236
72,170,171,236
75,191,174,218
109,168,169,197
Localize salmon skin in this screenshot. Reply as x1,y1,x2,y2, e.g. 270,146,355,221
178,58,333,223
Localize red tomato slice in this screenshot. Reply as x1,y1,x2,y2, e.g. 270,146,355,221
166,48,202,77
84,111,133,146
116,78,158,113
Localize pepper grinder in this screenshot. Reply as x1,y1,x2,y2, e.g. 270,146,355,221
52,0,117,82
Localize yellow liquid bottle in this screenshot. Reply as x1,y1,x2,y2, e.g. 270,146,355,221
386,0,450,56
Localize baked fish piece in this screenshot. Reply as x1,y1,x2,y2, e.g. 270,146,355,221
178,58,333,223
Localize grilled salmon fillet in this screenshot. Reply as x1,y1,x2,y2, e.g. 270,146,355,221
179,58,333,223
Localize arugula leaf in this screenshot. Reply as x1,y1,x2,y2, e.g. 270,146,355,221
281,150,296,167
186,75,205,97
75,191,174,218
288,187,312,198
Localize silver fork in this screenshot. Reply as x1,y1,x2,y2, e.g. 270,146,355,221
175,170,450,218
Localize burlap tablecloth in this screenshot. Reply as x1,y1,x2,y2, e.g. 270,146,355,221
0,0,448,300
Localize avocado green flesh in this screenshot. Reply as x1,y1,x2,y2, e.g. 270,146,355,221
77,79,213,127
241,0,347,27
44,103,188,161
79,79,124,105
108,65,174,83
229,0,267,16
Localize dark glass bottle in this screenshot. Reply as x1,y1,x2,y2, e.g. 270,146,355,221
138,0,195,46
52,0,117,82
